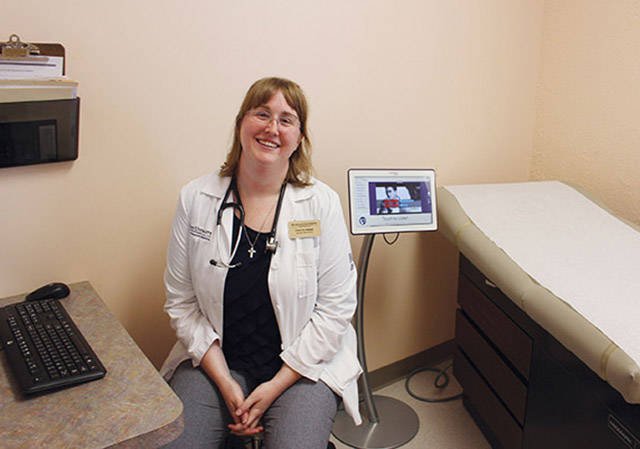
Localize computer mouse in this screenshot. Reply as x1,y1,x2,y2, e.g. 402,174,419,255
25,282,71,302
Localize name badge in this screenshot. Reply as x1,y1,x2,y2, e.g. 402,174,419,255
288,220,321,239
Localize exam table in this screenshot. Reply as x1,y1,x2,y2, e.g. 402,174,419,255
438,181,640,449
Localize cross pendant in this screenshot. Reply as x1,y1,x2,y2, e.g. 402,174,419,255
248,246,256,259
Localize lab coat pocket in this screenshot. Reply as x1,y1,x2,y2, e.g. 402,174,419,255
296,251,318,301
322,343,363,392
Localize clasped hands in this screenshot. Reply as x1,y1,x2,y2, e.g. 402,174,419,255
222,377,280,436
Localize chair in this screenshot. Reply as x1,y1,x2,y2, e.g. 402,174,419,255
223,432,263,449
225,433,335,449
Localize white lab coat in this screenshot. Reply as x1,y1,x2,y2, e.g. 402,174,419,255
160,171,362,425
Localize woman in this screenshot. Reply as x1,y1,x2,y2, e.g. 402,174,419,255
160,77,362,448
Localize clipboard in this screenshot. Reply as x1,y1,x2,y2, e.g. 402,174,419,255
1,34,66,75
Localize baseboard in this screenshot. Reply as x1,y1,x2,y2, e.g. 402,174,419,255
367,339,455,390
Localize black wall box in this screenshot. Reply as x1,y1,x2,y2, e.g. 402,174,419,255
0,98,80,168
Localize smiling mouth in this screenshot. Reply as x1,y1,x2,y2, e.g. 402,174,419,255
257,139,280,149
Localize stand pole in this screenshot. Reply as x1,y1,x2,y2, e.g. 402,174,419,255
332,234,419,449
356,234,379,423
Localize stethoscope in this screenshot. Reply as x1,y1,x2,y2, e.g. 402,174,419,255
209,177,286,269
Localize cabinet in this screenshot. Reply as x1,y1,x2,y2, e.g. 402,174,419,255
454,256,532,449
453,255,640,449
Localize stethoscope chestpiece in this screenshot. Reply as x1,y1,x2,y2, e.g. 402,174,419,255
265,236,278,254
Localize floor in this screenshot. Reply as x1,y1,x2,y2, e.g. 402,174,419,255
330,362,491,449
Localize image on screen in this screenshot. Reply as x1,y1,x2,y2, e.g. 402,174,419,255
348,169,437,235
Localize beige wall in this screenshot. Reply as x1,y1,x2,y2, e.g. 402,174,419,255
0,1,542,370
533,0,640,225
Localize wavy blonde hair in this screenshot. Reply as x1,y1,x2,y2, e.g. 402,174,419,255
220,77,313,186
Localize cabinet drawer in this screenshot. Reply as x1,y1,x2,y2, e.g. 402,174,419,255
454,346,523,449
458,274,532,379
456,309,527,425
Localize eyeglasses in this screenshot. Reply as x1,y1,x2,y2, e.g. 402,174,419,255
247,108,300,129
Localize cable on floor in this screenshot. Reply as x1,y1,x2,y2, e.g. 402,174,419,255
404,360,463,403
378,234,462,403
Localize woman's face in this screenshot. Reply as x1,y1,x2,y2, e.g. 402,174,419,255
239,90,302,172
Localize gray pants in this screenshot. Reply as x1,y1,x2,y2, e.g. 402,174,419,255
164,361,339,449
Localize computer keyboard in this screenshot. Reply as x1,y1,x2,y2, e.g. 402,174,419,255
0,299,106,395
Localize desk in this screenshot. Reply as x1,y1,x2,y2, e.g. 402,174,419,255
0,282,183,448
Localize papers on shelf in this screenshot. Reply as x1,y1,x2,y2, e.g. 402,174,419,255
0,55,64,79
0,77,78,103
0,38,73,102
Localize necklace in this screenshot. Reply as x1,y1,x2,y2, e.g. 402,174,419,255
242,199,277,259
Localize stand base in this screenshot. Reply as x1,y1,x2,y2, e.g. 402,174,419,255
332,395,419,449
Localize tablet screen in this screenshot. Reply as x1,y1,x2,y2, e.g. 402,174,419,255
347,168,438,235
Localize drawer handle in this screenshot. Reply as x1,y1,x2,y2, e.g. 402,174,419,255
485,279,497,288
